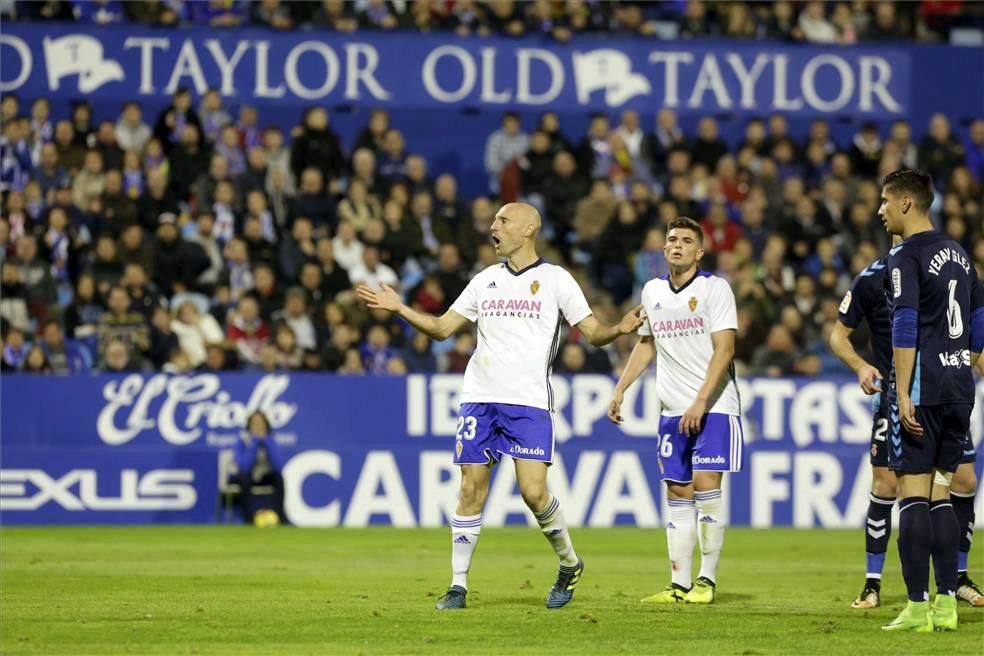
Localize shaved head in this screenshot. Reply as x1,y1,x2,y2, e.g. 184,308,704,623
497,202,541,235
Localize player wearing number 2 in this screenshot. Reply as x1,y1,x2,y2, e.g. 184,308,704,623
878,169,984,632
608,217,742,605
357,202,644,610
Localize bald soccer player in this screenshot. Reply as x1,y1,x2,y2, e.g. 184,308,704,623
358,202,644,610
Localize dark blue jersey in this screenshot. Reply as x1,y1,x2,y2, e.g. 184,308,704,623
886,230,984,406
838,257,893,383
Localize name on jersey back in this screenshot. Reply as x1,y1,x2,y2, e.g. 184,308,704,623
927,246,971,276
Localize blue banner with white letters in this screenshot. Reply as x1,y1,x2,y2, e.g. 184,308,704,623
5,24,982,119
1,373,982,527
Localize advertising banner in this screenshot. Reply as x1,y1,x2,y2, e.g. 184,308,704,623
2,373,982,527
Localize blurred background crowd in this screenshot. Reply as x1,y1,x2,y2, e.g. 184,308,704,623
1,0,982,379
3,0,984,44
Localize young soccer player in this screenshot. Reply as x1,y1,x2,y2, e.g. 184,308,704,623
357,202,644,610
608,217,742,605
878,169,984,632
831,243,983,610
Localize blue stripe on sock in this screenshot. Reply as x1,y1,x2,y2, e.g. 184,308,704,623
866,552,886,577
959,551,969,573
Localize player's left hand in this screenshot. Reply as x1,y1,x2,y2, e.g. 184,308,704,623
618,304,645,335
679,399,707,437
898,395,924,437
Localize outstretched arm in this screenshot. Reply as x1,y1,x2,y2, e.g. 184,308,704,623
356,283,469,341
576,304,645,347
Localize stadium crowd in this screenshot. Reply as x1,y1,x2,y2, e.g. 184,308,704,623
3,0,983,43
1,5,982,379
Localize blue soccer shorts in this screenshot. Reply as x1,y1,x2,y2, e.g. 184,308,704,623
453,402,554,465
657,412,744,484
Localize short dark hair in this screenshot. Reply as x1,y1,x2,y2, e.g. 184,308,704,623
882,168,934,213
667,217,704,244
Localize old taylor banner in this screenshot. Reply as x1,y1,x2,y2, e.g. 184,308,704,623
1,373,982,527
0,24,927,117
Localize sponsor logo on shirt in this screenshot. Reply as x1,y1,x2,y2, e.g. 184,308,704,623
650,316,706,338
688,297,698,312
839,290,852,314
938,349,970,368
530,280,540,295
480,298,542,319
486,281,497,289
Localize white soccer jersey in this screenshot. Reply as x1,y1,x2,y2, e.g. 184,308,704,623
450,260,592,411
638,271,740,417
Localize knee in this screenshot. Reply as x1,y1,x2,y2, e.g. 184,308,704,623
951,466,978,496
871,471,898,498
519,482,550,512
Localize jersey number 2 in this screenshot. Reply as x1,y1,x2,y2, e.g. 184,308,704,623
947,280,963,339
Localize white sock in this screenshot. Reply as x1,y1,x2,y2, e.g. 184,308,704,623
534,496,579,567
666,497,697,589
695,489,725,584
450,513,481,589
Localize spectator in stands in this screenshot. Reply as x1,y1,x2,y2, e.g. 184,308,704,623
965,119,984,183
98,285,150,364
273,287,317,351
291,107,345,192
403,331,437,373
353,109,390,155
32,143,69,198
153,87,202,154
291,168,335,232
22,344,52,374
170,299,224,368
227,295,270,365
2,326,29,369
36,319,92,374
348,245,399,291
313,238,350,299
122,262,164,319
798,1,838,43
543,151,588,246
919,113,966,187
154,216,210,296
63,273,104,346
338,179,380,234
484,111,529,195
253,0,293,30
14,234,57,316
253,264,284,322
169,125,210,202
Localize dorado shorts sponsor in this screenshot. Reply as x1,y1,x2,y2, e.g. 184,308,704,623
692,455,726,465
510,445,545,457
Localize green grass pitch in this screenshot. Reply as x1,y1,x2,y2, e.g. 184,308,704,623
1,527,981,655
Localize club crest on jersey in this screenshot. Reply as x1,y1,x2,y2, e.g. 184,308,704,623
530,280,540,295
688,297,698,312
456,440,463,458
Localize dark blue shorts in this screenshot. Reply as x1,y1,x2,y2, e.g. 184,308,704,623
870,393,891,468
888,402,975,473
657,413,744,484
453,403,554,465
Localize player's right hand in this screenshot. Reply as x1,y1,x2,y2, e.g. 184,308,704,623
356,283,402,313
856,363,883,395
607,393,623,425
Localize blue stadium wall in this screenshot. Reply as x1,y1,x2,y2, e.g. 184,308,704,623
2,26,982,197
2,373,982,527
